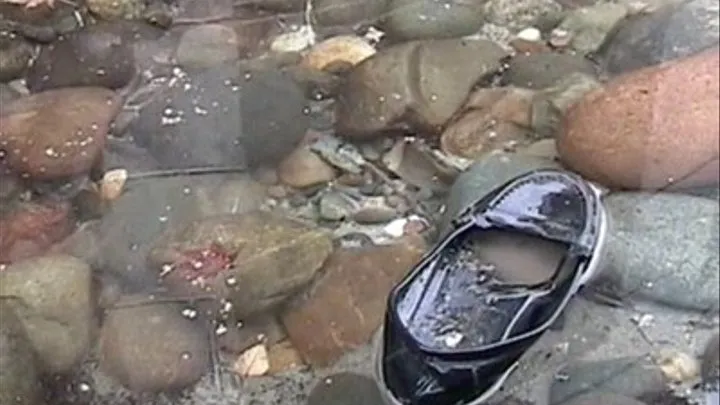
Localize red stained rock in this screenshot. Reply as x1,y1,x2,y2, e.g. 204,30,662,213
0,200,74,265
557,49,720,190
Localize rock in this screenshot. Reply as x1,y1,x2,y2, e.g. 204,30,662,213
599,0,719,75
0,200,74,264
503,52,597,90
439,152,560,234
312,0,388,27
282,235,426,367
483,0,563,31
382,0,486,41
336,38,507,140
0,255,94,374
0,83,22,104
175,24,240,69
555,3,629,55
194,174,268,217
557,49,719,190
93,173,211,285
25,23,136,92
86,0,145,20
128,62,310,169
527,72,601,138
598,192,719,311
0,87,121,180
440,87,536,159
0,301,45,405
307,372,384,405
301,35,377,71
277,146,336,188
536,72,602,113
0,32,33,83
549,357,667,404
149,211,333,317
244,0,305,12
99,296,210,392
560,392,648,405
519,138,558,160
318,191,356,221
267,340,303,374
702,333,720,388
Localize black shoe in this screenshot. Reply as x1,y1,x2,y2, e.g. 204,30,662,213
374,169,609,405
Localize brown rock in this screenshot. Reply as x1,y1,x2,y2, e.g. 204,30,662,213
282,235,427,367
336,39,507,140
558,49,720,190
99,296,210,392
149,211,333,317
0,87,121,180
278,145,336,188
25,22,136,92
0,200,74,265
441,87,536,159
267,340,304,374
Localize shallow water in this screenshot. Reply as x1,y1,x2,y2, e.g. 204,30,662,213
0,0,718,405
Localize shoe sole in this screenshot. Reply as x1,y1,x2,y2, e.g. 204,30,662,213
373,179,610,405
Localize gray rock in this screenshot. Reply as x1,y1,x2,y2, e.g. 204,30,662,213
0,34,33,83
318,191,356,221
383,0,487,41
99,296,210,392
557,2,629,55
503,53,598,90
702,333,720,389
25,22,137,92
307,372,383,405
0,255,94,374
549,357,667,404
560,392,649,405
439,152,560,234
0,83,21,105
0,301,45,405
129,61,310,169
599,192,719,311
483,0,562,31
175,24,240,70
599,0,720,75
312,0,388,28
336,38,507,139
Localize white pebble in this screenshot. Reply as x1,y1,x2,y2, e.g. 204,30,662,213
516,27,542,42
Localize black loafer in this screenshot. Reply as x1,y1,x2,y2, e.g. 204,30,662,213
374,168,609,405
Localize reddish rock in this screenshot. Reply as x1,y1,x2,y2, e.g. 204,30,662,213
0,200,74,265
441,87,535,159
557,49,720,190
281,235,427,368
0,87,121,180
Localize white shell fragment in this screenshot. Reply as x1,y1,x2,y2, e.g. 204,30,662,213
233,344,270,378
100,168,128,201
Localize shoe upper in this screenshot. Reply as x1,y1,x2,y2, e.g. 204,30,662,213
379,169,608,405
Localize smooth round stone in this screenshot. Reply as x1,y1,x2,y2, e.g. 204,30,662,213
503,52,597,90
25,22,136,92
311,0,388,27
601,192,719,312
175,24,240,69
558,49,719,190
128,61,311,169
599,0,720,75
382,0,487,41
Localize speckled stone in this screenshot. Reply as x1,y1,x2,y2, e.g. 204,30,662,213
558,48,719,190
